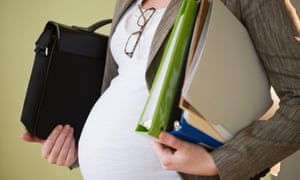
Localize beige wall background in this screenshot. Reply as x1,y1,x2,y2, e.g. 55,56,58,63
0,0,299,180
0,0,115,179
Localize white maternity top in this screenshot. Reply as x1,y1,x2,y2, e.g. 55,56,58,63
78,1,181,179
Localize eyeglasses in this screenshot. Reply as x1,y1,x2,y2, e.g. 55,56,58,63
124,5,156,58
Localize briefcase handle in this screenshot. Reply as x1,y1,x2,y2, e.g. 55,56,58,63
72,19,112,32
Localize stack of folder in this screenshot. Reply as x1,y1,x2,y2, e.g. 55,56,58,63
136,0,273,149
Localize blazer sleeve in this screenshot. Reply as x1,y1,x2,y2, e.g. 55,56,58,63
210,0,300,179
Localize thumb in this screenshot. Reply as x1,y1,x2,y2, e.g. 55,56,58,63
158,132,186,150
21,132,45,144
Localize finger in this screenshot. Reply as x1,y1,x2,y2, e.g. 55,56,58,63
56,127,74,166
47,125,71,164
65,135,77,166
152,140,174,156
158,132,186,150
41,125,63,159
152,141,175,170
21,132,45,144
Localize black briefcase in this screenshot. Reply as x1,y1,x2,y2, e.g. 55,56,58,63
21,19,112,143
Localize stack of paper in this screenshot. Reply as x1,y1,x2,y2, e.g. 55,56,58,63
173,0,272,148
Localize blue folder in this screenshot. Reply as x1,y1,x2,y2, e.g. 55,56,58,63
169,113,223,149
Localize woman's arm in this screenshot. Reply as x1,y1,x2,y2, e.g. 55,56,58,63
152,0,300,179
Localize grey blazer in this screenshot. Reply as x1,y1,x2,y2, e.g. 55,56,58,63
101,0,300,179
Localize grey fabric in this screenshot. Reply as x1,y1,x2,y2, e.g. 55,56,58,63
101,0,300,179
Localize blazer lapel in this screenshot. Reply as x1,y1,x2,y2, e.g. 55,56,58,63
147,0,183,67
111,0,136,34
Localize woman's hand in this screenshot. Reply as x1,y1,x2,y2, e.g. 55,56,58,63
152,132,218,176
21,124,78,167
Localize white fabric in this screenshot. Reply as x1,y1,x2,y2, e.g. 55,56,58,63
78,1,181,179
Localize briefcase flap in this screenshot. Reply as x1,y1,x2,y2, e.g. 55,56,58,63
42,21,108,58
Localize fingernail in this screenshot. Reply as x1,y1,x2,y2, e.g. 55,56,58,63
56,125,63,130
